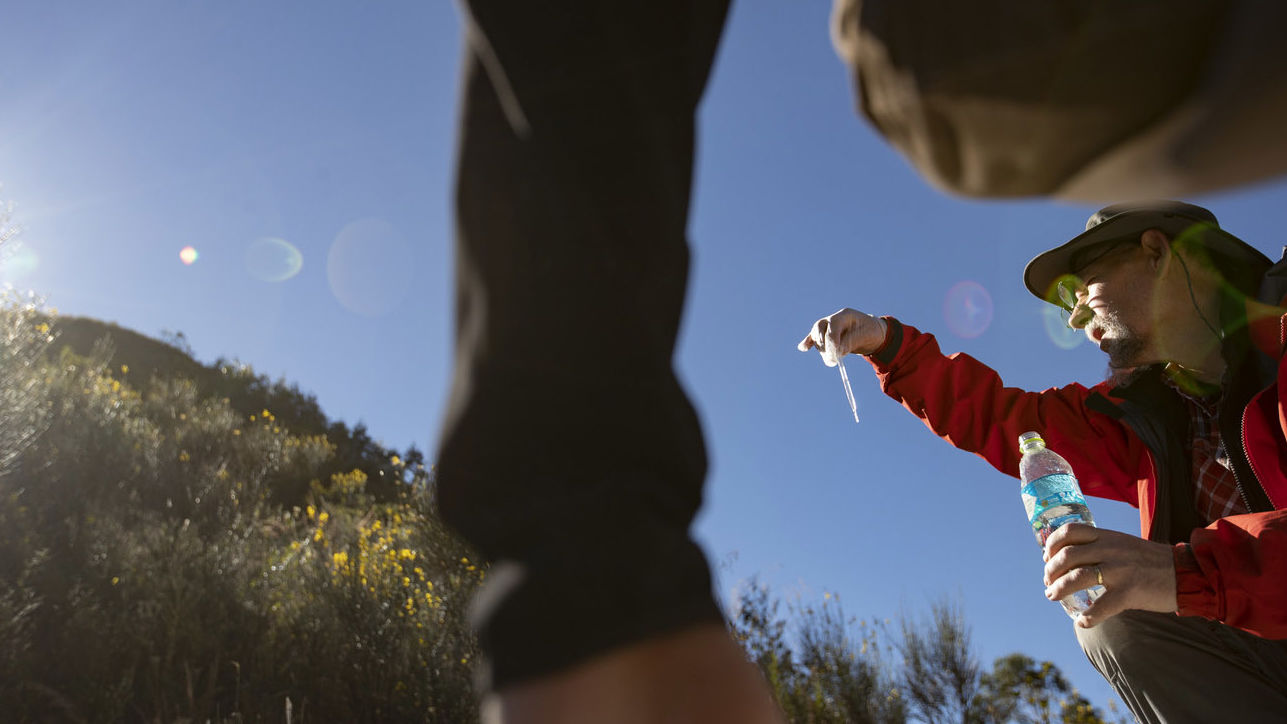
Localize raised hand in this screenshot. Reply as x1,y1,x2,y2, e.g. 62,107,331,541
798,308,888,365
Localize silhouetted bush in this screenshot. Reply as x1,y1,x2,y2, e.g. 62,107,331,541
730,581,1127,724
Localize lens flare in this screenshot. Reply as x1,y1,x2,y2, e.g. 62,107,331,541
246,237,303,282
1042,304,1084,350
0,245,38,283
327,218,413,317
179,246,199,265
943,281,993,338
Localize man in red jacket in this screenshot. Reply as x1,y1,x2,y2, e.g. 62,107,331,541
801,200,1287,722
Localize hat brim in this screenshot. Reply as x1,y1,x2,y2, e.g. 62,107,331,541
1024,211,1272,306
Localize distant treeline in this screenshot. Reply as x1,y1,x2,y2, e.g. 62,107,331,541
729,580,1126,724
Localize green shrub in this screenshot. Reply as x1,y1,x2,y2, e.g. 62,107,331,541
0,303,482,722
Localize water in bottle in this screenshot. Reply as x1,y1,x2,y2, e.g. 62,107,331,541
1018,431,1104,617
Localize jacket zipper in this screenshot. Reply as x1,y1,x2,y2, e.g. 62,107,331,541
1230,406,1281,511
1234,411,1255,512
1238,407,1282,510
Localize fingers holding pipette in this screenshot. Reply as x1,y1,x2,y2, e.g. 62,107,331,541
797,308,888,363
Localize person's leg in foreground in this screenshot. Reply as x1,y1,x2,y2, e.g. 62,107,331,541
438,2,783,721
1076,611,1287,724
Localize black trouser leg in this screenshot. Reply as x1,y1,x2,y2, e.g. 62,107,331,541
438,1,732,690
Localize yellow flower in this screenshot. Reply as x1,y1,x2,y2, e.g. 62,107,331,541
111,576,120,585
120,364,129,374
178,451,190,462
306,505,316,520
318,511,330,524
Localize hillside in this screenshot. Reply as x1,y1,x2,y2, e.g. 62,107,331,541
48,314,421,504
1,304,483,722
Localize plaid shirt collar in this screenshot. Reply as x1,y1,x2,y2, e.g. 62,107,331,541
1162,371,1249,524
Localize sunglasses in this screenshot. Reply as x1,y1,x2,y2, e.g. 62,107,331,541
1054,276,1082,312
1050,239,1140,314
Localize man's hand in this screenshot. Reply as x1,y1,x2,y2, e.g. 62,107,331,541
1042,523,1178,628
798,308,888,365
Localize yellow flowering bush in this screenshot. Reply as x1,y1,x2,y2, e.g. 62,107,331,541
257,476,483,721
0,308,483,722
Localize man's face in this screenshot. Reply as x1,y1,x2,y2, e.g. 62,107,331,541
1059,242,1157,370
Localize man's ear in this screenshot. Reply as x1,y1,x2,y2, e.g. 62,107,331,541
1139,229,1172,275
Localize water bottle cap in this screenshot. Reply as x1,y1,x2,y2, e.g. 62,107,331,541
1019,431,1044,447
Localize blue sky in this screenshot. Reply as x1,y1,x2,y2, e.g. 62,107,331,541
5,1,1286,714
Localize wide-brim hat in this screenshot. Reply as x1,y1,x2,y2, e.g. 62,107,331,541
1024,200,1272,306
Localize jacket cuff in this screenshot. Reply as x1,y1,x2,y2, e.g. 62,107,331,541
1173,542,1220,620
866,317,903,368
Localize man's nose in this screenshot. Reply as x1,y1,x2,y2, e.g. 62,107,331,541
1067,304,1093,329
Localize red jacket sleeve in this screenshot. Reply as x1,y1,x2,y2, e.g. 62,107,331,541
1175,510,1287,638
864,319,1150,506
868,319,1287,638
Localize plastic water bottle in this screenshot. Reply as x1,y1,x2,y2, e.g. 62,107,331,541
1018,431,1104,617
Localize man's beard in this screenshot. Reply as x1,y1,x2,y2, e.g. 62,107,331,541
1090,311,1149,378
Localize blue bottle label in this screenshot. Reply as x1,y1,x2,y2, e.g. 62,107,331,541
1021,473,1086,524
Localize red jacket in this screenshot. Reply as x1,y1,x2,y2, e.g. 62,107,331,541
865,318,1287,639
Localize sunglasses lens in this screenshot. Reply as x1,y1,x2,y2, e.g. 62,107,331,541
1056,280,1077,310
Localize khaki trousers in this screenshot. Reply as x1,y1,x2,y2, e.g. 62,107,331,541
1077,610,1287,723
